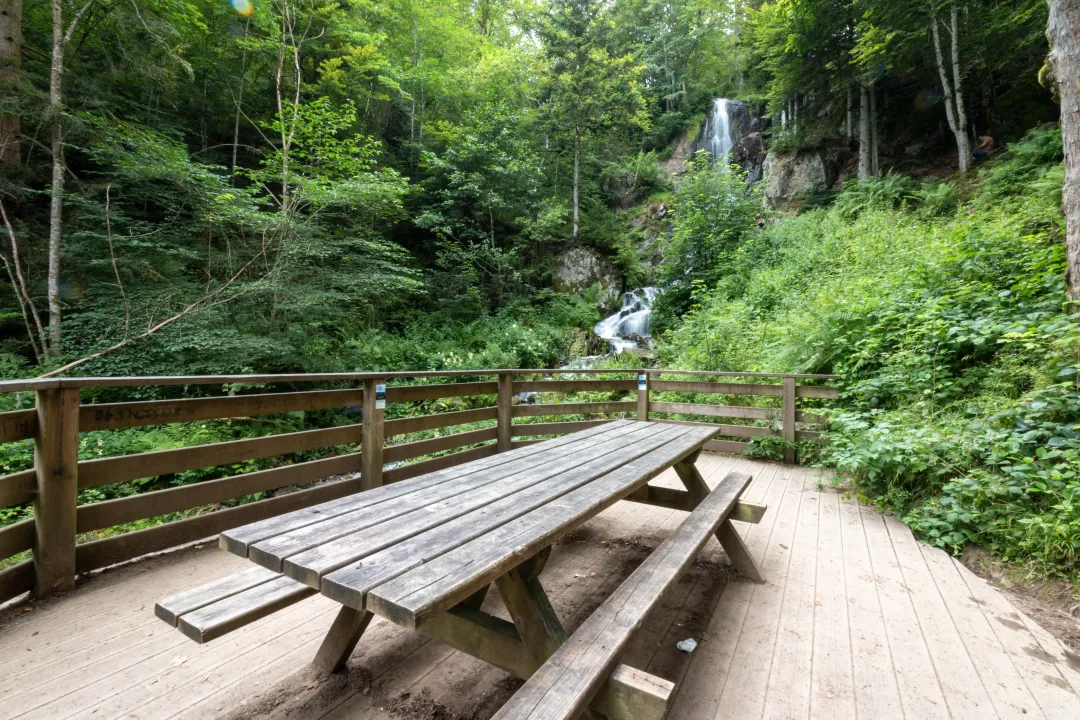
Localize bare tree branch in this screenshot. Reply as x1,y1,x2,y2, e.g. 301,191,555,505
0,196,48,364
104,184,130,339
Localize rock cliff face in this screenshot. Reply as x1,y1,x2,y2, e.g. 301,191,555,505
762,149,842,208
553,247,623,310
730,131,768,184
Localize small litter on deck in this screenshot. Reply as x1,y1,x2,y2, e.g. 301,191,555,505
676,638,698,653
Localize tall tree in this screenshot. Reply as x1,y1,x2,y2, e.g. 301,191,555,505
538,0,649,241
1047,0,1080,302
0,0,20,165
930,2,972,172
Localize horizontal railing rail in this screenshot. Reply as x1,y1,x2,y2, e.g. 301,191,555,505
0,367,839,605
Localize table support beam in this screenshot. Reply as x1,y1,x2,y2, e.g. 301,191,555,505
622,486,766,522
673,457,765,582
312,605,373,673
495,564,567,666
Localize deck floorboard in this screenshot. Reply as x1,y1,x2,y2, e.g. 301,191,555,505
2,455,1078,720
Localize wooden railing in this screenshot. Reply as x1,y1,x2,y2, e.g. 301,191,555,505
0,368,838,604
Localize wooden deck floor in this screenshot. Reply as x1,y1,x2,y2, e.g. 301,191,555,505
2,454,1079,720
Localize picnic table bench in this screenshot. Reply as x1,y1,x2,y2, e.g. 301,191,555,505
156,419,765,719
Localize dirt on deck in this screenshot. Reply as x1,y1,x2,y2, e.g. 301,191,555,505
961,546,1080,660
218,528,734,720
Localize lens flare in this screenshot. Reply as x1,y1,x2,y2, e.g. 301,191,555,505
230,0,254,16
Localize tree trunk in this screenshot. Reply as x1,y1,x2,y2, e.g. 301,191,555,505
931,10,969,172
1048,0,1080,302
870,83,880,176
231,16,250,177
846,85,853,138
572,126,580,241
859,84,872,180
949,5,972,165
0,0,21,165
47,0,64,353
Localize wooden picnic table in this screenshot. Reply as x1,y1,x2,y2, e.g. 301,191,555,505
159,419,765,719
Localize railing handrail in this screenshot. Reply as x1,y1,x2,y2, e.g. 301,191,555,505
0,368,841,393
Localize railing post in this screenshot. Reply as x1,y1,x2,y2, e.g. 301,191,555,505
33,386,80,596
497,372,513,452
636,371,650,421
782,376,796,465
361,378,385,490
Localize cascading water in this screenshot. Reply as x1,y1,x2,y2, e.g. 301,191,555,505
706,98,735,163
593,287,660,354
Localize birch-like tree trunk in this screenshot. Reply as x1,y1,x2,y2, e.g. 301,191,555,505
1047,0,1080,302
931,6,970,172
870,84,880,176
0,0,21,165
948,4,972,163
859,84,872,179
572,126,580,241
48,0,65,352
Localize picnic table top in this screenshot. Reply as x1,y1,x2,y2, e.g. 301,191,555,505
220,419,718,625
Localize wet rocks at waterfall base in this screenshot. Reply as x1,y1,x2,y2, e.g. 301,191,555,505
593,288,659,355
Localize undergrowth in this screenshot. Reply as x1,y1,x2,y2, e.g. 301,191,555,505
658,126,1080,583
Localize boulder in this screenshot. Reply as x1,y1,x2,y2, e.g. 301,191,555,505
762,149,841,208
553,247,622,310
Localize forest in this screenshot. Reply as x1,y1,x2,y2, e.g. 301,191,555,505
1,0,1079,585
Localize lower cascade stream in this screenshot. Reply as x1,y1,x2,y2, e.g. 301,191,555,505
593,287,660,354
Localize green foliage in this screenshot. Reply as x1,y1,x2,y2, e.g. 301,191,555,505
653,151,763,325
658,128,1080,581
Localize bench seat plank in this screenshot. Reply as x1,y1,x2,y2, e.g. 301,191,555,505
283,424,683,588
254,423,666,580
490,471,752,720
155,565,281,626
359,427,719,626
176,575,317,643
219,420,631,555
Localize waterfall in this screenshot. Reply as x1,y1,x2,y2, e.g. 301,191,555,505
707,98,735,163
593,288,660,354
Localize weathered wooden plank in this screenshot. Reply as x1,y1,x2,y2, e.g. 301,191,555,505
0,517,33,560
645,369,841,380
620,486,766,523
78,423,362,489
361,377,384,490
384,382,498,403
318,426,689,605
653,419,777,437
511,380,636,393
0,469,36,508
592,666,673,720
219,421,630,556
383,427,498,464
0,409,38,444
796,385,840,399
512,402,636,418
75,477,362,573
383,406,498,437
0,559,32,604
383,444,497,484
154,566,281,626
509,420,611,437
80,389,364,432
704,439,751,454
176,575,316,643
361,426,718,626
488,472,753,720
649,402,779,420
419,606,537,680
651,381,783,396
279,424,677,586
77,452,364,533
511,439,543,448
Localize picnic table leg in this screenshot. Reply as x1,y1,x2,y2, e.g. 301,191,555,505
495,562,567,666
673,454,765,583
312,605,374,673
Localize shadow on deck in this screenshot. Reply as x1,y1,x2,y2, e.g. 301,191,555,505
2,454,1079,720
